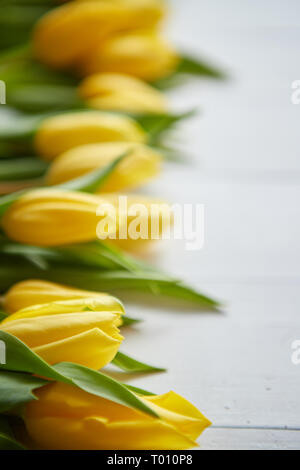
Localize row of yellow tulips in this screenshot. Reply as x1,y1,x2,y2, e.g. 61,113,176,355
0,0,215,450
0,280,210,449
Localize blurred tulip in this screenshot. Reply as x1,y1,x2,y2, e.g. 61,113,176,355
1,189,110,246
24,382,211,449
34,0,166,68
46,142,162,192
1,189,171,249
80,32,179,81
34,111,146,161
3,279,124,315
0,298,123,369
79,73,168,114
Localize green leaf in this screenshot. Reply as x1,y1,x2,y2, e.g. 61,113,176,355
52,269,220,309
0,253,220,309
0,152,129,218
0,371,47,413
0,59,76,88
81,241,147,272
54,362,158,418
0,415,25,450
0,331,157,417
121,315,141,326
54,152,130,193
0,239,142,272
153,55,225,90
0,415,13,437
112,351,166,373
7,83,83,113
0,330,66,380
0,107,45,141
136,111,195,146
0,6,48,50
124,384,155,397
0,157,48,181
0,43,32,65
177,55,225,79
0,310,7,322
0,190,27,218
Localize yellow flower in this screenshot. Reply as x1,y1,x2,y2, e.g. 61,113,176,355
80,31,179,81
79,73,168,114
34,0,166,68
3,279,124,315
1,189,110,246
0,298,123,369
1,189,172,249
46,142,162,192
34,111,146,161
24,382,211,449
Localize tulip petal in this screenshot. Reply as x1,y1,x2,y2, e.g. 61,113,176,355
34,328,121,369
4,280,124,315
25,415,198,450
79,73,168,114
0,311,123,348
144,392,211,441
34,112,146,160
46,142,162,192
3,297,124,324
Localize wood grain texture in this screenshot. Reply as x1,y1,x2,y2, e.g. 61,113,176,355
112,0,300,449
201,428,300,450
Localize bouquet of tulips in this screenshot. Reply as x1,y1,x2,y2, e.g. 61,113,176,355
0,0,223,450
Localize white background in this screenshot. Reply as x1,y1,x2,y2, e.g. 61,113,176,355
111,0,300,450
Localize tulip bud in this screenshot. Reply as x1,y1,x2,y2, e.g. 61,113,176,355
0,298,123,369
34,0,166,68
46,142,162,192
34,111,146,161
3,279,124,315
79,73,168,114
80,32,179,81
1,189,171,248
1,189,110,246
24,382,210,449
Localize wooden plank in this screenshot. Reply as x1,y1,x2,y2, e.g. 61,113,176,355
113,282,300,429
200,427,300,450
149,178,300,280
167,0,300,172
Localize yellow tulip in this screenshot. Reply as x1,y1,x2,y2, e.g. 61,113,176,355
46,142,162,192
24,382,211,449
81,31,180,81
34,111,146,161
0,298,123,369
79,73,168,114
1,189,171,249
34,0,166,68
3,279,124,315
1,189,110,246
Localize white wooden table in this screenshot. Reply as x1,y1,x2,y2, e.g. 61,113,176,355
114,0,300,450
